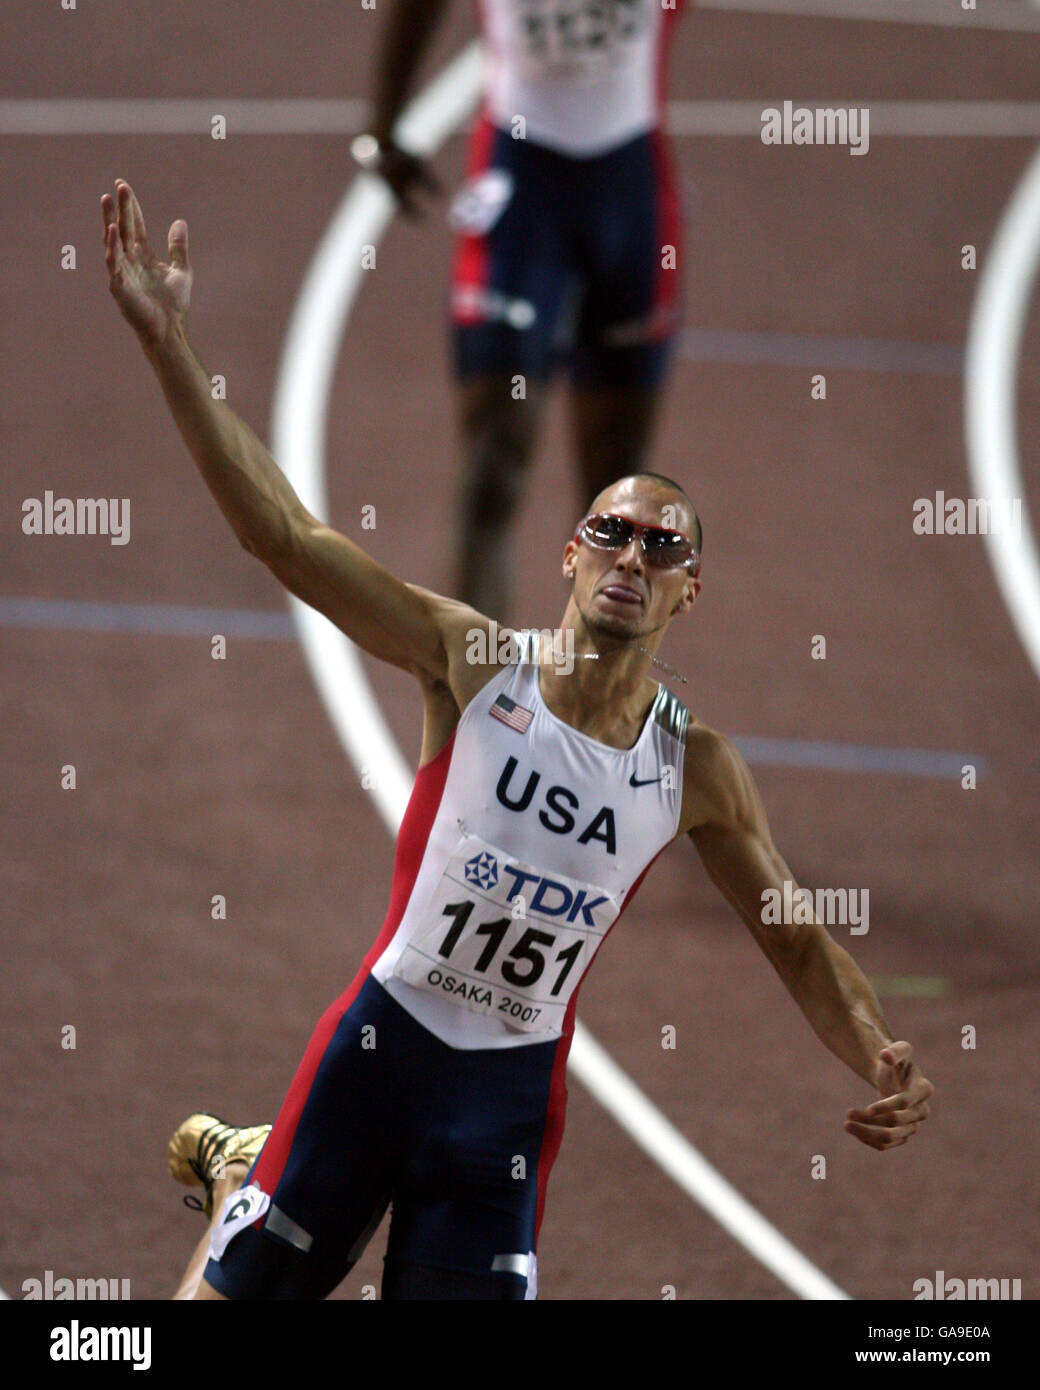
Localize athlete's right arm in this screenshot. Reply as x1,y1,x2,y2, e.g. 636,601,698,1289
102,180,479,684
371,0,452,143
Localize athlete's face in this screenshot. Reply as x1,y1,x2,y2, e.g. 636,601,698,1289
562,482,701,641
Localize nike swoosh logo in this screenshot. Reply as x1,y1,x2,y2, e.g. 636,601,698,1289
629,772,664,787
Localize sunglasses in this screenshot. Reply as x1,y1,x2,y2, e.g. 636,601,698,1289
575,512,700,574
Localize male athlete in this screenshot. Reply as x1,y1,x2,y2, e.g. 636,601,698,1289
102,181,933,1301
355,0,688,618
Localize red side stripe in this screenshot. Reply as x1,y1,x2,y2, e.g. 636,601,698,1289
450,110,497,325
251,735,457,1198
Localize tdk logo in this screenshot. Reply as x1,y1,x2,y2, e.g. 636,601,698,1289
464,851,498,891
496,756,617,854
464,848,608,925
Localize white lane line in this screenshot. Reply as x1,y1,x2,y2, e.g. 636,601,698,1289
573,1030,849,1300
270,40,848,1301
270,43,483,831
270,185,412,829
964,144,1040,686
6,99,1040,137
0,98,368,135
698,0,1040,31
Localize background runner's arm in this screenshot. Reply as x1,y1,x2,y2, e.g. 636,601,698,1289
371,0,452,145
687,734,895,1088
365,0,451,215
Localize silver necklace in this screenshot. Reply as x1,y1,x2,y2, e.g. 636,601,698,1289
576,645,688,685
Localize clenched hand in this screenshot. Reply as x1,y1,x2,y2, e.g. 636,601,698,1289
845,1041,934,1150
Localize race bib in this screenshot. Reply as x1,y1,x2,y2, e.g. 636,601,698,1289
391,832,620,1034
511,0,652,80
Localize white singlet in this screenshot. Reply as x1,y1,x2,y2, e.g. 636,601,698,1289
478,0,684,156
368,631,689,1048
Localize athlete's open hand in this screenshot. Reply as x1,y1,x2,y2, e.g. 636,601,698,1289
845,1042,933,1150
102,180,192,347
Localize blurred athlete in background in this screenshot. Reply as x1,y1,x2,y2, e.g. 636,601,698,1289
354,0,689,619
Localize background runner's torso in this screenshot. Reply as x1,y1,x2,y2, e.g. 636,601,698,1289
478,0,685,155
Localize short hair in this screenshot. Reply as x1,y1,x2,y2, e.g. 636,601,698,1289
599,471,703,561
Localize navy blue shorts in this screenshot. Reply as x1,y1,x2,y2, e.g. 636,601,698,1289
450,112,684,388
203,976,568,1300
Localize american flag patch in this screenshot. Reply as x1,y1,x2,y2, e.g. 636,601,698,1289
490,694,534,734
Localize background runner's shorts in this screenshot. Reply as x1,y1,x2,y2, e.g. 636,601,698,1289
450,112,685,388
203,975,567,1300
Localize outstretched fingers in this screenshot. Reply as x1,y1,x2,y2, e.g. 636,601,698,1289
168,219,190,272
114,181,136,254
128,183,152,253
109,180,151,263
102,205,125,284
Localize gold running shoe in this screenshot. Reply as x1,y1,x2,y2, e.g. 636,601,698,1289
167,1113,271,1217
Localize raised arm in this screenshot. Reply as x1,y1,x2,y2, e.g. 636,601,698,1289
684,728,934,1149
101,180,482,685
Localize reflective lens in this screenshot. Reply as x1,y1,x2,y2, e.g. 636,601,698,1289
579,513,696,570
585,515,632,546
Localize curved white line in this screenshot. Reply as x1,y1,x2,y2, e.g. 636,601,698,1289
270,42,847,1300
964,145,1040,685
270,42,486,827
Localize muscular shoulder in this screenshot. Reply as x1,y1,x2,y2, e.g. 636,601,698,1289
405,585,503,708
679,723,759,835
408,586,510,765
